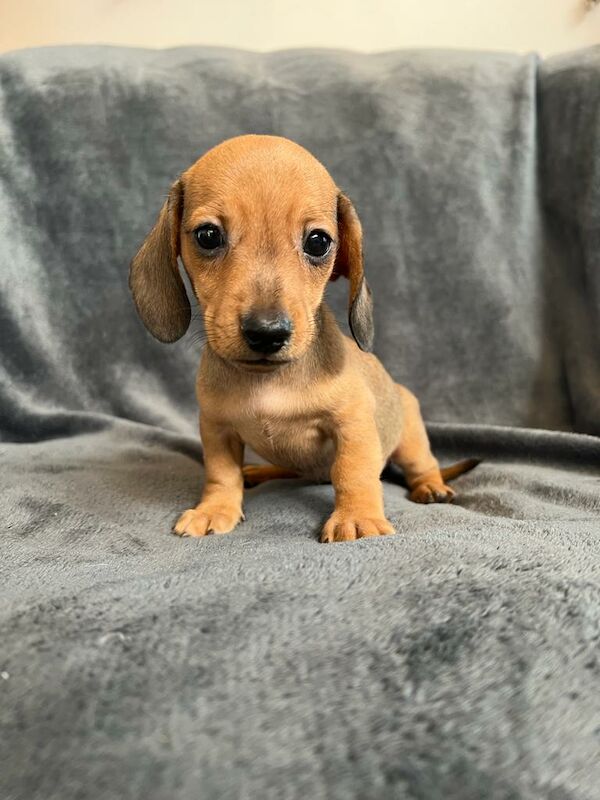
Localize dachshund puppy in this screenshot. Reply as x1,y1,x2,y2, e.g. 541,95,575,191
130,135,477,542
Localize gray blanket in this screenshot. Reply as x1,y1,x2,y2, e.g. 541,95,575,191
1,45,599,800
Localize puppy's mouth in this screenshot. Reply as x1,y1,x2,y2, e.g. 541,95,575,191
235,357,292,372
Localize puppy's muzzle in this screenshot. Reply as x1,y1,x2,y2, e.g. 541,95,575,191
241,312,292,355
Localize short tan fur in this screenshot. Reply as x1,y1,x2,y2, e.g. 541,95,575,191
130,135,478,543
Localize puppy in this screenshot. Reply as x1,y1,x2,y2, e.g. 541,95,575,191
130,135,477,542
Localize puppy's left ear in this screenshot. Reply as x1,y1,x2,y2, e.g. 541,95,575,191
129,178,190,343
331,192,374,352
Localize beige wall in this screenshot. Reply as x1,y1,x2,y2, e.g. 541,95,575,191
1,0,600,56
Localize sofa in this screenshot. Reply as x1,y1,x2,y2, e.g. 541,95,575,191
1,44,599,799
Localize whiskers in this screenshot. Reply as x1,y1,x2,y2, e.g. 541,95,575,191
185,326,210,351
184,306,243,355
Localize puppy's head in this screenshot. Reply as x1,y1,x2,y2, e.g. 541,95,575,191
130,135,373,371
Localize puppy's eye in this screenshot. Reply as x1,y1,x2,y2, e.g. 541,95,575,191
303,229,332,260
195,223,225,251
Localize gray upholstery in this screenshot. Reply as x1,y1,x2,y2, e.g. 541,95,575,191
1,45,599,800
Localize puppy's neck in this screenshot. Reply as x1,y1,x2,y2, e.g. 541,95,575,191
202,303,346,389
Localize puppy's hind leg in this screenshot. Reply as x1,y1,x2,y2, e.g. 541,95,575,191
243,464,300,487
391,385,456,504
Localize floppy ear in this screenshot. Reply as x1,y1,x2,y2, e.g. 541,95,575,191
129,178,190,343
331,192,374,352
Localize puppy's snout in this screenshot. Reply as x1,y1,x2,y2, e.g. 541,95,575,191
241,312,293,354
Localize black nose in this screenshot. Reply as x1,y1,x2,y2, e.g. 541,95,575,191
241,312,293,354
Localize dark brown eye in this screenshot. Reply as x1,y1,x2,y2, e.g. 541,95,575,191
303,229,332,261
195,223,225,251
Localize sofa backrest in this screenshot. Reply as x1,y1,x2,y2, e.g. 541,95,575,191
0,45,598,438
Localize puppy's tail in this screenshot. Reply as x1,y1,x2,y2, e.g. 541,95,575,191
440,458,481,482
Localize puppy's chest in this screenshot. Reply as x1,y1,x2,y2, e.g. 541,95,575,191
231,387,334,477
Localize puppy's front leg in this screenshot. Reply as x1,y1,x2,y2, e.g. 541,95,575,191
174,417,244,537
322,413,394,543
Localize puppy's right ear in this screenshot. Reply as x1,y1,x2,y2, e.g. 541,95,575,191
129,178,190,343
332,192,374,352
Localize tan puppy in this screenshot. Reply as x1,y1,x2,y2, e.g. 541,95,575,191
130,135,477,542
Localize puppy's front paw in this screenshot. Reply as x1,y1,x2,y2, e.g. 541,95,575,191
409,483,455,504
321,511,395,543
173,504,244,537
